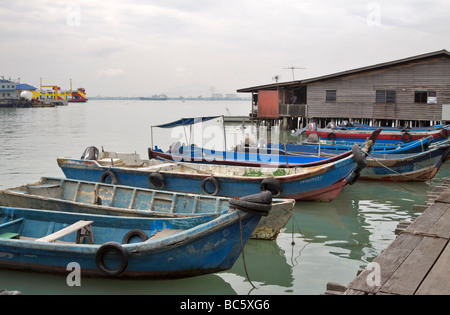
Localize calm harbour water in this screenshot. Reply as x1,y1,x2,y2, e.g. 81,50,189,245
0,99,447,295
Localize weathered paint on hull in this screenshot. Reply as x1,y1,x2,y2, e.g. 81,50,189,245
287,179,347,201
270,137,434,155
251,200,293,239
306,128,448,144
360,147,449,182
0,259,228,279
57,156,359,201
0,177,295,240
148,147,351,168
0,207,261,279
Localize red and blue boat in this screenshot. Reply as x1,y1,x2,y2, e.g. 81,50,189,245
306,125,450,144
57,143,368,201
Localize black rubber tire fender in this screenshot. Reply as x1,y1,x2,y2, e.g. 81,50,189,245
260,177,282,197
351,144,367,172
228,191,273,216
201,176,220,196
100,170,118,185
440,129,449,139
95,242,128,277
401,131,412,143
122,229,148,244
149,172,165,189
327,132,337,141
228,198,272,216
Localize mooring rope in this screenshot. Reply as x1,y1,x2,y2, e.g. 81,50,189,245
237,210,257,289
398,229,450,240
290,214,310,246
366,153,435,191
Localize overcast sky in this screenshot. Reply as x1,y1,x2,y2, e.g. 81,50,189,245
1,0,449,97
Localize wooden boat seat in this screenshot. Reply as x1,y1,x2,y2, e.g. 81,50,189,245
97,158,125,166
36,220,94,244
28,184,61,190
148,229,184,241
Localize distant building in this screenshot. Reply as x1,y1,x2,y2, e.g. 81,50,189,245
237,49,450,127
0,77,18,100
16,84,37,98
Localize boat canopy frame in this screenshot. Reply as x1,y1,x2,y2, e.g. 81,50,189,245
150,116,227,151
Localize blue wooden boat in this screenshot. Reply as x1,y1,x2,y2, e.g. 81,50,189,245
268,136,434,156
359,144,450,182
57,145,366,201
148,144,356,168
333,123,450,132
291,123,450,138
0,177,295,240
148,136,432,168
148,129,379,168
0,191,271,278
269,143,450,182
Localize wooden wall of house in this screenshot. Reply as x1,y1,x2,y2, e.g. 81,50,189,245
306,57,450,122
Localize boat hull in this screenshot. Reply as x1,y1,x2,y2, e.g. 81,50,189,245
306,127,449,144
0,177,295,240
0,206,261,279
269,137,434,155
148,147,346,168
360,146,449,182
57,153,360,201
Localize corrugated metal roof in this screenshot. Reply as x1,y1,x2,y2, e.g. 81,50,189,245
237,49,450,93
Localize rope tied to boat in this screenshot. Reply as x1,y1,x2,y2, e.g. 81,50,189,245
231,191,274,290
237,210,257,290
365,150,437,191
367,154,415,179
398,229,450,241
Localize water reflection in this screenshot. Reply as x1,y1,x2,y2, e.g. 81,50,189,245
0,268,237,295
284,177,432,267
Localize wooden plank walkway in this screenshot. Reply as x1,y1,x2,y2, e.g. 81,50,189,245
325,177,450,295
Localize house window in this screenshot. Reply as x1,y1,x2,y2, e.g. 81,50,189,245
415,91,436,103
326,90,336,102
376,90,396,103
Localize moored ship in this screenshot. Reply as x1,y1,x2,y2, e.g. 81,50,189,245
32,79,88,104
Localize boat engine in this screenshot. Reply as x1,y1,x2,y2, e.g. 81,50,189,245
81,146,99,160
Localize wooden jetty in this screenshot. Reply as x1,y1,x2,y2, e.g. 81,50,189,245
325,177,450,295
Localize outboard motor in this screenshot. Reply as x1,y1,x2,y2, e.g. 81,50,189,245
326,122,337,129
81,146,99,160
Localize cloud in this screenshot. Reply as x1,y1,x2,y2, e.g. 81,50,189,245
1,0,450,97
